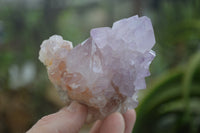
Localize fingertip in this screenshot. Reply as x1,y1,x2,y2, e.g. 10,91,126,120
99,112,125,133
125,109,136,122
29,102,88,133
123,109,136,133
56,101,88,132
60,101,88,122
111,112,125,126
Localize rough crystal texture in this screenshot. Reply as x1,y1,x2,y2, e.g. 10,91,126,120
39,15,156,121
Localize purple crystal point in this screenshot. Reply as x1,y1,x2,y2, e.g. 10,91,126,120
39,15,156,121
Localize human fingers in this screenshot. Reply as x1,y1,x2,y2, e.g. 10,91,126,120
123,109,136,133
98,112,125,133
27,101,87,133
90,110,136,133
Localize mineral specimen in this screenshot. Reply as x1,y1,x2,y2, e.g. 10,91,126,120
39,15,156,121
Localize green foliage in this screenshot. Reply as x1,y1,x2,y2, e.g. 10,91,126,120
56,10,87,46
153,0,200,71
133,52,200,133
137,2,200,131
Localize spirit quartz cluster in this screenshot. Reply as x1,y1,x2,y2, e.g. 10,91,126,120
39,15,156,121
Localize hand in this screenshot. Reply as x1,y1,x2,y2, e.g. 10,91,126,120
27,101,136,133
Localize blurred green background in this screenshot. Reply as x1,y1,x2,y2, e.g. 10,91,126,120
0,0,200,133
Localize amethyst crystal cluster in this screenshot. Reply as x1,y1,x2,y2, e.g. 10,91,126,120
39,15,156,121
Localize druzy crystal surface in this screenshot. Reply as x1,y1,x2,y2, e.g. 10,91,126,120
39,15,156,120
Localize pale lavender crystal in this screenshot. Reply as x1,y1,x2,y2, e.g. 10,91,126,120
39,15,156,121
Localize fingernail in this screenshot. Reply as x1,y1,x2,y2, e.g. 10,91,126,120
67,101,80,112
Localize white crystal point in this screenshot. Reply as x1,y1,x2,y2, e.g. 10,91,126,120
39,15,156,122
39,35,73,66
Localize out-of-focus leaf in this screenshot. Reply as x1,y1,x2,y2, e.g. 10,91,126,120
133,51,200,133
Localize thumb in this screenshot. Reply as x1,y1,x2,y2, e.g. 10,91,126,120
27,101,88,133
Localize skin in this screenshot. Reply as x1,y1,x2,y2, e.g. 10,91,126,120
27,101,136,133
